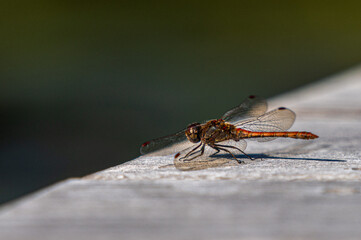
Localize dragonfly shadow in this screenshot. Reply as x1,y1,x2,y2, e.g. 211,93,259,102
215,153,347,162
258,154,346,162
174,153,346,171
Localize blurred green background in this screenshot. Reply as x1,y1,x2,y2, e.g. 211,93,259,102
1,1,361,204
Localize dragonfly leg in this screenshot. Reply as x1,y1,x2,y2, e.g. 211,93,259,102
216,144,255,161
210,145,242,163
178,142,202,160
209,148,220,157
178,143,202,161
183,148,202,159
182,144,205,162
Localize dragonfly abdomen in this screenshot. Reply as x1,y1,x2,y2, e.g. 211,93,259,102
237,129,318,140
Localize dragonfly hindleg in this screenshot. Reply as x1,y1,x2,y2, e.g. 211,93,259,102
216,144,255,161
210,145,241,163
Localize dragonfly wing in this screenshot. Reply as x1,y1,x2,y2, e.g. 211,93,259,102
140,130,195,156
235,107,296,142
222,95,268,124
218,139,248,152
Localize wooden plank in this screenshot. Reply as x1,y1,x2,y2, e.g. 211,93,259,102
1,66,361,240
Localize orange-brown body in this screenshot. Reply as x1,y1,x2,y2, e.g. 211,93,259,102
186,119,318,146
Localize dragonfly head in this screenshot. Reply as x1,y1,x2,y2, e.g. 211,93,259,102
185,122,201,143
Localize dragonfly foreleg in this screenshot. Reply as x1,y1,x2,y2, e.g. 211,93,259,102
181,144,205,162
179,143,202,161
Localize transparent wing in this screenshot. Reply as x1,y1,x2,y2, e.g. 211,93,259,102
217,139,247,152
235,107,296,142
140,129,195,156
222,95,268,124
173,143,239,171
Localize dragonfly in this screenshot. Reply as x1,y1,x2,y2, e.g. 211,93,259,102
140,95,318,163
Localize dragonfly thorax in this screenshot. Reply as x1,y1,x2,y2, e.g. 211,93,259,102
185,122,201,143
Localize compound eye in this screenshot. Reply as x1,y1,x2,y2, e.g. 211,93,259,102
185,122,201,143
190,127,198,134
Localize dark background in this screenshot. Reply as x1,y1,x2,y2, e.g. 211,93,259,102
1,1,361,204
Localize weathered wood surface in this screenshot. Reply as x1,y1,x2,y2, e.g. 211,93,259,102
1,66,361,240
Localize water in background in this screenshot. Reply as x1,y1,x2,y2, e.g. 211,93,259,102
1,1,361,204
